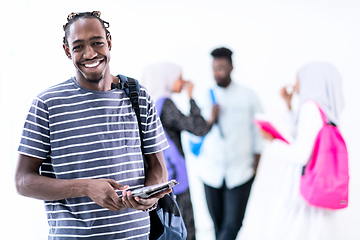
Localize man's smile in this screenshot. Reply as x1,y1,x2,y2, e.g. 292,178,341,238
84,61,100,68
81,58,104,68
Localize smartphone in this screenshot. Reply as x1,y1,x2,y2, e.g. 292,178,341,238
121,180,179,199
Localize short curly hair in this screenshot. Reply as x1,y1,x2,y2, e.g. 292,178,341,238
62,11,110,46
211,47,233,65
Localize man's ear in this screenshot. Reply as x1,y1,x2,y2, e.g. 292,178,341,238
63,43,72,59
107,34,112,51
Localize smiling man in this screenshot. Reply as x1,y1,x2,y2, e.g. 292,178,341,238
15,11,169,239
63,12,114,89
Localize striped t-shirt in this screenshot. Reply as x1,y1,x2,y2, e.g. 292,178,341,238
18,77,168,239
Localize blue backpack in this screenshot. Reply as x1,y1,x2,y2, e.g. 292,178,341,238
112,75,187,240
155,97,189,195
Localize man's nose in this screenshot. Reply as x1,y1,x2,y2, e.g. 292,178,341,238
83,45,97,59
214,71,221,78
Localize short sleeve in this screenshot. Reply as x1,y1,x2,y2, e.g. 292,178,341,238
18,97,51,159
140,86,169,154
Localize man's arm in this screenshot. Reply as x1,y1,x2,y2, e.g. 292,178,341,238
121,151,170,211
15,154,128,211
253,153,261,174
144,151,168,186
250,90,264,174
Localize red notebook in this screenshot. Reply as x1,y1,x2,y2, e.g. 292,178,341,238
254,117,290,144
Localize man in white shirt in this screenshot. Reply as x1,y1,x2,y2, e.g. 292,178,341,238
198,47,263,240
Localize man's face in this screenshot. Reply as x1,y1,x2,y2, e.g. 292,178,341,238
212,57,233,87
63,18,111,83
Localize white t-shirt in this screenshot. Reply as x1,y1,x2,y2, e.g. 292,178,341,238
198,81,263,189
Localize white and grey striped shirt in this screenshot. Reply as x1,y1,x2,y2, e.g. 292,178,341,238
18,77,168,239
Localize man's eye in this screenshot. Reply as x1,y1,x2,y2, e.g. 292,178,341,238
94,42,104,46
73,45,82,51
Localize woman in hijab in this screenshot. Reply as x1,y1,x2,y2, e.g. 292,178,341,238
240,62,345,240
141,62,219,240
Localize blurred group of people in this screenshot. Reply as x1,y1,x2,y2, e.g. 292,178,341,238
141,47,346,240
14,11,346,240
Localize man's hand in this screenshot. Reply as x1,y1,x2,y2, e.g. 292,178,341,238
121,189,172,211
85,179,129,211
128,151,168,211
206,104,220,129
253,154,261,174
211,104,220,123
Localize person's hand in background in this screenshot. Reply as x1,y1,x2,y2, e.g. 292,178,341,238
183,81,194,99
259,129,274,142
280,86,293,110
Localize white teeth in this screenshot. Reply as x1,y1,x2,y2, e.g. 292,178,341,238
84,61,100,68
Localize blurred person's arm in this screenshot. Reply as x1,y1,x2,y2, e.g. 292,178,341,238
207,104,220,129
186,81,219,133
253,154,261,174
280,86,293,110
280,86,300,138
262,101,323,165
161,98,216,136
15,154,128,211
251,91,264,173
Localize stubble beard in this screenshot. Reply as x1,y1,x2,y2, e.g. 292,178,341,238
86,76,103,84
216,77,231,88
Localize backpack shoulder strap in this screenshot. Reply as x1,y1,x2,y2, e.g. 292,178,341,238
114,75,144,152
116,74,141,95
128,77,143,139
310,100,328,126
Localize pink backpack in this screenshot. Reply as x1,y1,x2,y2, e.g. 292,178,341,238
300,103,349,209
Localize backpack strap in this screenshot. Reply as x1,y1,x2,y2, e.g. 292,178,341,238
302,100,331,176
127,77,143,149
311,101,328,126
112,75,144,153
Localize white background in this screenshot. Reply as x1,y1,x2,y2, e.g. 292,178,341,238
1,0,359,239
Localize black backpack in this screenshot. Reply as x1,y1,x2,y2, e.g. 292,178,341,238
112,74,187,240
